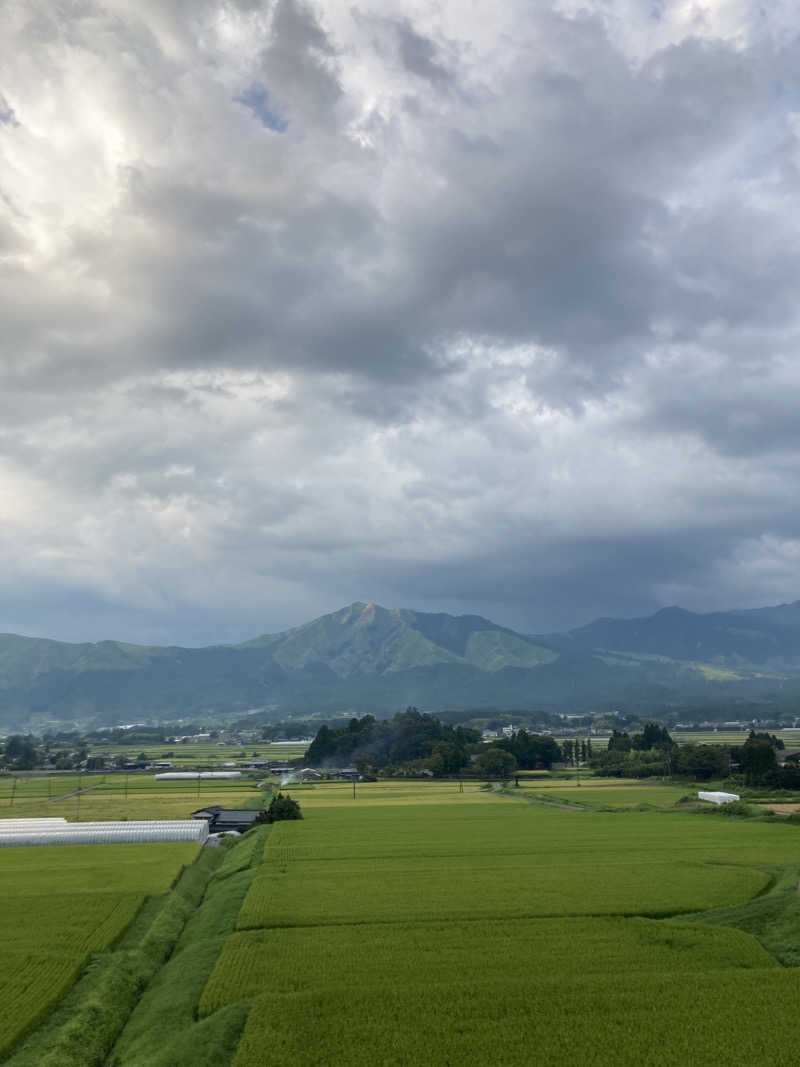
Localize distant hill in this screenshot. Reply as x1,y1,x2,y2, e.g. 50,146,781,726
3,599,800,729
547,601,800,668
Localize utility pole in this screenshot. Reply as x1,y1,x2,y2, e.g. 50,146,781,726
10,778,16,807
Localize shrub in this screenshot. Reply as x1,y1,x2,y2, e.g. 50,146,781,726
261,793,302,823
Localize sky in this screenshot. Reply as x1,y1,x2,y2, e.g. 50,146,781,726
2,0,800,646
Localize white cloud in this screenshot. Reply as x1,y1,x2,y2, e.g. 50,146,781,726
1,0,800,643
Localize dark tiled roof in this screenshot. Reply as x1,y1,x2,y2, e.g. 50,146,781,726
214,809,263,819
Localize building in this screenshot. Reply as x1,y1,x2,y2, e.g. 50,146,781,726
191,806,264,833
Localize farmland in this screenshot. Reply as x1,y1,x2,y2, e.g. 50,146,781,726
557,727,800,750
85,740,309,767
0,772,265,821
0,842,200,1058
223,793,800,1065
5,779,800,1065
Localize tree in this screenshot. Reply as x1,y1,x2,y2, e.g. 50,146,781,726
748,730,784,750
630,723,675,751
306,724,334,764
674,744,728,781
737,738,777,783
262,792,303,822
495,730,560,769
3,736,38,770
474,747,518,779
353,752,380,777
607,730,632,753
428,741,467,776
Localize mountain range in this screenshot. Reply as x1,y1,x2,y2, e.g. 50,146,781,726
3,599,800,729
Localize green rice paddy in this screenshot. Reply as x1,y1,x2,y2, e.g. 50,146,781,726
0,842,199,1058
5,777,800,1065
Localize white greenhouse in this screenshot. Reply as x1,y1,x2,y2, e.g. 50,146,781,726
0,819,208,847
153,771,242,780
0,818,68,830
698,791,740,805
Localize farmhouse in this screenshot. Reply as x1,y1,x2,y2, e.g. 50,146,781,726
191,806,264,833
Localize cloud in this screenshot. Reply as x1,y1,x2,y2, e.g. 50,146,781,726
1,0,800,644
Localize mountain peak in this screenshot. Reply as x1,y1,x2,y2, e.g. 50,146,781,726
354,602,377,626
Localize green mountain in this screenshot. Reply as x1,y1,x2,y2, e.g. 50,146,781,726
550,601,800,668
3,599,800,729
0,603,563,728
242,602,558,674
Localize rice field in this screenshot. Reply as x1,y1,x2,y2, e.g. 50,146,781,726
517,781,692,809
86,740,309,767
548,728,800,751
232,969,800,1066
236,854,769,927
200,916,776,1015
7,778,800,1065
0,842,200,1057
0,773,265,821
187,786,800,1064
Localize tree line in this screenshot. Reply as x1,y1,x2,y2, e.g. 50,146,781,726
591,725,796,786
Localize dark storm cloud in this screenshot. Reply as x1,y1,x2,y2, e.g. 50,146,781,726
2,0,800,644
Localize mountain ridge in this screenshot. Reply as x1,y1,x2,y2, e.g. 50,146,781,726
3,598,800,728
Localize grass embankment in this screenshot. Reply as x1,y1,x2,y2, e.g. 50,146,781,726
687,864,800,966
105,827,271,1067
